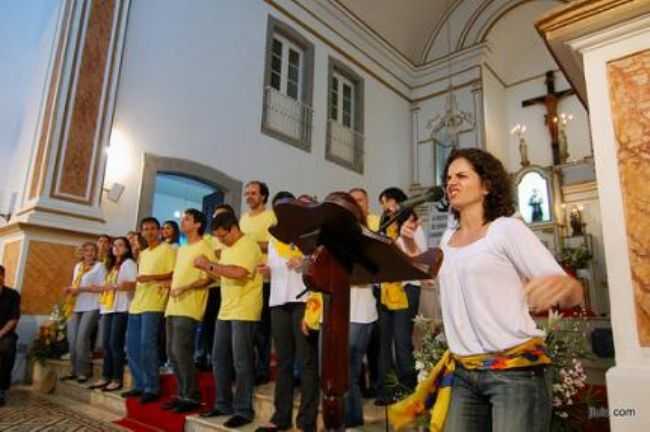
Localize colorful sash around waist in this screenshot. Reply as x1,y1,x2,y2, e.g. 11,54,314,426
388,337,551,432
303,291,323,331
99,268,119,310
63,263,92,318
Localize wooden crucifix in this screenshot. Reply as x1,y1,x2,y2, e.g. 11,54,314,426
522,70,575,165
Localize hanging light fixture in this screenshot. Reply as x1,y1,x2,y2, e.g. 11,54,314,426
427,13,474,149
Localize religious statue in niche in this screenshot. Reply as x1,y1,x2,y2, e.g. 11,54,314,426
529,188,544,222
516,170,552,224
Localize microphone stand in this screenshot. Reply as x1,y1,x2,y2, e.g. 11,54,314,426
378,205,414,233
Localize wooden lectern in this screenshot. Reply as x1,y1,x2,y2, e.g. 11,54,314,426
271,192,443,431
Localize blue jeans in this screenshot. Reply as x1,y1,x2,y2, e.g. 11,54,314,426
67,310,99,377
212,319,257,420
101,312,128,381
377,283,420,400
444,366,552,432
345,322,373,427
126,312,162,394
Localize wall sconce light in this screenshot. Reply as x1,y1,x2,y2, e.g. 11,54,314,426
103,182,125,203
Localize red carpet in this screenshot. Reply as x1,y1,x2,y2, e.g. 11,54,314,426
115,372,215,432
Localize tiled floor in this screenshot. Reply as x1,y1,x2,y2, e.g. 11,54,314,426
0,386,127,431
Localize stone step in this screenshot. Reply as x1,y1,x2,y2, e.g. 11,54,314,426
184,414,389,432
45,359,391,431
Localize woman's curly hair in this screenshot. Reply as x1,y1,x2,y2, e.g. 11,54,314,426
442,148,514,223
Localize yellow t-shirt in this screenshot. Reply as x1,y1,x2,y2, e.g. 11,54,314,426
218,234,263,321
165,239,217,321
204,234,224,287
129,242,177,314
239,209,277,244
367,213,380,232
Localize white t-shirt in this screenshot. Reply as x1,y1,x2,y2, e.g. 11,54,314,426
350,284,377,324
396,224,428,286
268,241,307,307
100,259,138,314
73,261,106,312
438,217,565,356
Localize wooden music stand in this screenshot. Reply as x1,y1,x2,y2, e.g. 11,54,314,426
271,193,443,431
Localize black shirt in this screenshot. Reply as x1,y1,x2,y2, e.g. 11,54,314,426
0,286,20,335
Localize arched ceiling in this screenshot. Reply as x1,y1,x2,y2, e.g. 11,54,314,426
334,0,456,65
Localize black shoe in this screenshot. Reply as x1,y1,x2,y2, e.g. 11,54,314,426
194,360,211,372
161,398,180,411
76,376,89,384
59,374,77,382
121,389,143,398
173,400,200,413
199,408,229,418
88,380,109,390
255,375,270,386
224,415,253,428
362,387,378,399
139,392,159,404
374,397,395,406
255,425,289,432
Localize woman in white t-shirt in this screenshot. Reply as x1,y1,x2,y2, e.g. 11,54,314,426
89,237,137,391
400,148,583,432
61,242,106,383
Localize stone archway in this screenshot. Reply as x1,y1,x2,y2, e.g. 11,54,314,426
137,153,242,224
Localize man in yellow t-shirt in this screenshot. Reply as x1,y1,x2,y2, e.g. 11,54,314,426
194,211,262,428
124,217,176,403
164,209,216,413
239,180,276,385
194,204,235,371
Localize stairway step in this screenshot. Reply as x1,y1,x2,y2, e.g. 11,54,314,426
185,415,389,432
44,359,390,431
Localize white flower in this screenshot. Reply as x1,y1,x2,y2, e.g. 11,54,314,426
415,361,425,371
417,370,428,384
553,398,562,407
558,411,569,418
548,309,562,327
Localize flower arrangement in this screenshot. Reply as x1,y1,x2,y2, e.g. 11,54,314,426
29,303,68,364
559,245,592,271
411,309,603,431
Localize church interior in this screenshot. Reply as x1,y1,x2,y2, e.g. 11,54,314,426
1,0,649,431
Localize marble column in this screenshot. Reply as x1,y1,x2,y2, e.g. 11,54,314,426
17,0,130,231
0,0,131,334
538,2,650,430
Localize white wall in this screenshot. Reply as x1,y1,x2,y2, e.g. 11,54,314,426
0,0,61,208
103,0,410,233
